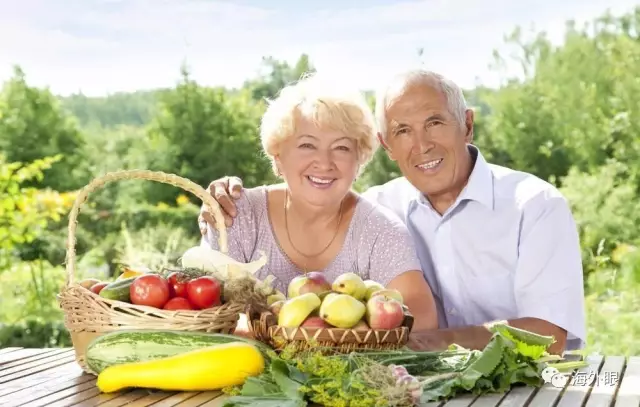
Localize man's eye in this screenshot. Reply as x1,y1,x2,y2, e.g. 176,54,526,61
396,128,408,135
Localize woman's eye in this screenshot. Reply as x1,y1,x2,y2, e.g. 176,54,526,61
299,143,314,149
336,146,350,151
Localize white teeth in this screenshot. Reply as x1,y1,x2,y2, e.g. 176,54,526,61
417,159,442,170
308,176,333,184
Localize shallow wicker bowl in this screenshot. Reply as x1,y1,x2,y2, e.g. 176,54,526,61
250,309,414,353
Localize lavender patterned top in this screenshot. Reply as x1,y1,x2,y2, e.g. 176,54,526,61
201,186,422,294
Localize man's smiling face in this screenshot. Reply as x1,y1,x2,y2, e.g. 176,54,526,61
379,78,474,212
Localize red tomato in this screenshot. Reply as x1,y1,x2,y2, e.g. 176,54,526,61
90,282,108,295
163,297,194,311
167,272,188,298
186,276,221,309
130,274,170,308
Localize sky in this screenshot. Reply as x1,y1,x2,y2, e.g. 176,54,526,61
0,0,635,96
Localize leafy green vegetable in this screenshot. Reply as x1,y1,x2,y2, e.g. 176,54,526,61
271,359,307,401
223,324,588,407
416,324,587,404
487,322,555,359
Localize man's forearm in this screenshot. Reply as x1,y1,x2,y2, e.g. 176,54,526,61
408,317,568,354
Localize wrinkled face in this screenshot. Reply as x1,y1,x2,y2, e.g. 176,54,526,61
381,82,473,200
275,117,359,206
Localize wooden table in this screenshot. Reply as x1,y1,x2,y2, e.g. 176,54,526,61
1,347,639,407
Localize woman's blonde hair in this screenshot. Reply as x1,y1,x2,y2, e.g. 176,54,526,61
259,73,378,176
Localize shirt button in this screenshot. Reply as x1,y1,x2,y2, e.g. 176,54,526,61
448,308,457,315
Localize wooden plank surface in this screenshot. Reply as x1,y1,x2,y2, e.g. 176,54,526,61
0,348,638,407
615,356,640,407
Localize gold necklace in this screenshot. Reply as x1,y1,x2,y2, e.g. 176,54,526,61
284,189,344,263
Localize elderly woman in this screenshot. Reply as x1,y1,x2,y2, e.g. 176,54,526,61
201,75,438,331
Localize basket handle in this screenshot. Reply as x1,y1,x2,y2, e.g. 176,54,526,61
64,169,228,286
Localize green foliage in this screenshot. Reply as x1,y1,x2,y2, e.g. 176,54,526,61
0,260,68,324
146,65,275,205
559,161,640,274
480,11,640,185
60,90,162,129
0,320,71,348
244,54,316,101
0,155,72,270
0,66,91,191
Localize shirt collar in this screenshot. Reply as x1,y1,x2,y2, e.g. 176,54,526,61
413,144,495,211
459,145,495,210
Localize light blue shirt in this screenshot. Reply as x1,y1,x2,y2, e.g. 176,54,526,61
361,145,586,350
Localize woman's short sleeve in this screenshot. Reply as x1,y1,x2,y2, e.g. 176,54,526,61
362,205,423,287
200,187,263,263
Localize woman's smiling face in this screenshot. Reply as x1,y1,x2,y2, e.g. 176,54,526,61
275,117,359,206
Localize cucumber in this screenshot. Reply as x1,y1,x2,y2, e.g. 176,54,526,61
86,329,271,373
99,276,137,302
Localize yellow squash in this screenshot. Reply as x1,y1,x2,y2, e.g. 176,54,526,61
116,266,148,281
96,341,265,393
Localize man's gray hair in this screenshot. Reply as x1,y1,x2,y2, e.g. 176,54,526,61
374,69,468,140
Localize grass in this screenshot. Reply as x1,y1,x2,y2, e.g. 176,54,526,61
584,286,640,356
582,252,640,357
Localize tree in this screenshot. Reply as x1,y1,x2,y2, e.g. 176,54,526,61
0,66,90,191
244,54,316,101
480,8,640,185
0,155,72,271
146,65,275,205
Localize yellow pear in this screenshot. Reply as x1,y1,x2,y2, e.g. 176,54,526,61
322,292,339,304
363,280,385,300
319,293,366,329
278,293,321,328
332,273,367,300
370,288,404,305
267,291,286,306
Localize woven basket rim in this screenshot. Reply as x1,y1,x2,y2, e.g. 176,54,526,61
57,287,247,317
249,309,414,347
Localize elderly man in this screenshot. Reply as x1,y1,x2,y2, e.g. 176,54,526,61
198,69,586,354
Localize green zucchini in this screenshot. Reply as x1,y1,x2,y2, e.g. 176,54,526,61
86,329,271,373
99,276,137,302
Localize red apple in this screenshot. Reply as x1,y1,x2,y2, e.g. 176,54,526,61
301,316,332,329
287,272,332,298
365,295,404,330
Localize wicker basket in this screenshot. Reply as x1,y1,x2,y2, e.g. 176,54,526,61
58,169,245,374
249,308,415,353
